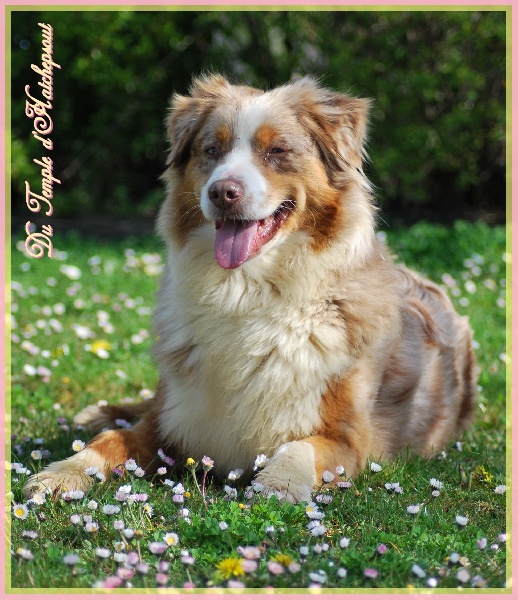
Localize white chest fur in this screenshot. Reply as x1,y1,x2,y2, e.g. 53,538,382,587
155,232,352,475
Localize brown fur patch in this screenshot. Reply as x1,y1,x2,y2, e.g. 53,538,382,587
254,124,280,151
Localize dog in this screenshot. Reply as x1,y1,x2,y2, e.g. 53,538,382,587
25,75,477,502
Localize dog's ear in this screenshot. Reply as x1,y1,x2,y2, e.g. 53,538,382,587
285,78,371,184
165,75,232,168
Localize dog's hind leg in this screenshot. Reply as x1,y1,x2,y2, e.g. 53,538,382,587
73,399,153,433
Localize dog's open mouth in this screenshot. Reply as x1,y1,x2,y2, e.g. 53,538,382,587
214,201,293,269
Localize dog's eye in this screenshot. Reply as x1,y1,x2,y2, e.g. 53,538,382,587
270,147,285,154
205,146,219,156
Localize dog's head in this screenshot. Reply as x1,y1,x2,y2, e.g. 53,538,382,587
162,74,373,269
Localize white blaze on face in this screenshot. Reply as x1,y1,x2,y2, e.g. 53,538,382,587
200,146,268,220
200,96,276,221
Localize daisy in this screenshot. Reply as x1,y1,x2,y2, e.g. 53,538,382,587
136,563,150,575
407,505,420,515
238,546,262,560
102,504,120,515
364,567,379,579
63,554,80,567
85,522,99,533
95,548,111,559
157,448,175,467
306,508,325,520
113,552,128,563
253,454,269,471
267,561,285,575
370,462,382,473
164,532,179,546
16,548,34,560
308,523,327,536
309,570,327,583
124,459,138,471
22,530,38,540
128,493,148,503
339,537,350,549
13,504,29,520
429,478,443,489
149,542,168,555
411,564,426,578
315,494,333,504
172,483,185,494
337,480,352,489
27,492,46,506
455,515,468,527
224,485,238,499
494,485,506,494
322,470,335,483
227,468,243,480
72,440,85,452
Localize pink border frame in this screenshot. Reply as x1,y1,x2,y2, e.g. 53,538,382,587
2,2,514,599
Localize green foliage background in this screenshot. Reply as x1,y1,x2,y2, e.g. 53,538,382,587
10,9,506,222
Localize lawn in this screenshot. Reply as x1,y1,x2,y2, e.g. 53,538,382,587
7,220,509,591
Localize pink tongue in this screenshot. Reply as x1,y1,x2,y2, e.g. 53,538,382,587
214,220,260,269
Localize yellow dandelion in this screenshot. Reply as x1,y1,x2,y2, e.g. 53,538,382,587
238,503,245,510
216,557,245,579
186,458,196,467
272,553,293,567
184,491,191,499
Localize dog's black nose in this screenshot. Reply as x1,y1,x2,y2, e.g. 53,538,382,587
208,178,244,209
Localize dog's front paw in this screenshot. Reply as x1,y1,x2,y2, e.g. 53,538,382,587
24,447,107,498
25,462,92,498
253,441,317,503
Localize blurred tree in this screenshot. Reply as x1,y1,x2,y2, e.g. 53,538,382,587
10,10,506,223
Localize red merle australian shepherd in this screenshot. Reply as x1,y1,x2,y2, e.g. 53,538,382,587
26,75,476,502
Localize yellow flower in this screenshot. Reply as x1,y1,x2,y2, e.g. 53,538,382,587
238,503,245,510
62,376,70,384
474,465,494,484
186,458,196,467
184,491,191,499
216,557,245,579
90,340,112,353
271,553,293,567
13,504,28,520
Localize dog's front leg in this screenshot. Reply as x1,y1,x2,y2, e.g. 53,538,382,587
253,368,379,503
253,432,369,503
24,410,162,497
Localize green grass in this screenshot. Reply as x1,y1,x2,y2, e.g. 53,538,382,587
8,220,508,591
